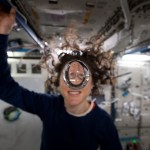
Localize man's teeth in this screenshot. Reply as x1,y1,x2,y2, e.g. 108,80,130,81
68,91,81,95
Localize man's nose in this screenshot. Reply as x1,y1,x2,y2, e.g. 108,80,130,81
69,72,83,85
73,76,82,85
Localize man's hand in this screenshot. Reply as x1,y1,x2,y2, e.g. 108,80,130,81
0,4,16,34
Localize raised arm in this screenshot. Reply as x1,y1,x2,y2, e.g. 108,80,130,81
0,5,56,120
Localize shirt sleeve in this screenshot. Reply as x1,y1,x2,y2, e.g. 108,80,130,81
96,111,123,150
103,117,122,150
0,34,55,120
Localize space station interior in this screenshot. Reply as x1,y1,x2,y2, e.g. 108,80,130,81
0,0,150,150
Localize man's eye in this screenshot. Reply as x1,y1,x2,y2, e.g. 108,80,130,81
69,73,75,79
78,73,84,80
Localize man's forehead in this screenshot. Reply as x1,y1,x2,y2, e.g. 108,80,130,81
63,59,89,70
69,61,84,71
70,61,81,66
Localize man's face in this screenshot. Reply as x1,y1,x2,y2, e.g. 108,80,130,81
63,60,90,90
68,61,85,85
59,61,93,107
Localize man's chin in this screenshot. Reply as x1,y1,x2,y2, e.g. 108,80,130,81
65,99,81,107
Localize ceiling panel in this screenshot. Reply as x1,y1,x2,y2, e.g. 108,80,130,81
4,0,150,54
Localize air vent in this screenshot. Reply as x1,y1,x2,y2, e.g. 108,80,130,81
32,64,41,74
17,64,27,73
49,0,59,4
86,2,95,8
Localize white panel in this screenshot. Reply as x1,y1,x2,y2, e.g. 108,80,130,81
0,58,48,150
116,60,150,149
0,100,42,150
8,58,48,92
